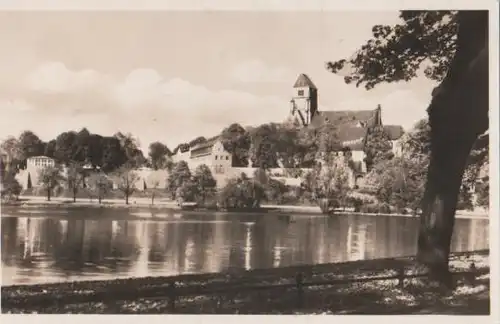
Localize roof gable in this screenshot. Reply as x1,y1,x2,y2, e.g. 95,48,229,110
293,74,317,89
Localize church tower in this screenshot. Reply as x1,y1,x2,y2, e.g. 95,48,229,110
289,73,318,126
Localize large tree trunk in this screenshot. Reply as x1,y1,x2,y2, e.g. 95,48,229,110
417,11,489,285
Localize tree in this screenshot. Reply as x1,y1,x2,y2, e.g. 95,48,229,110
38,165,65,201
275,124,301,168
18,130,44,161
66,162,84,202
475,161,489,209
114,132,146,168
1,136,22,172
100,136,127,172
296,126,319,167
112,166,140,205
326,11,459,89
73,128,91,163
1,169,22,201
87,134,104,168
400,118,431,158
326,10,489,283
363,125,394,172
87,173,111,204
44,139,57,159
306,157,351,213
218,173,265,209
367,156,428,213
249,123,280,169
54,131,79,164
150,180,160,205
148,141,172,170
188,136,207,147
167,161,192,199
220,123,251,167
192,164,217,204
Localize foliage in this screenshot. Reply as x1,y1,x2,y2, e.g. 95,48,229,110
304,156,351,211
400,118,431,158
1,136,23,172
87,173,111,204
191,164,217,204
167,161,192,199
249,123,280,169
66,162,84,202
220,123,251,167
148,141,172,170
100,136,128,172
188,136,207,147
316,123,342,154
252,168,289,204
366,155,427,213
114,132,146,168
0,169,22,201
38,165,65,201
326,11,458,89
475,161,489,209
218,173,265,209
111,166,140,204
18,130,45,161
363,125,394,172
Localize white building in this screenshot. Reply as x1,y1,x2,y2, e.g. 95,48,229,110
16,156,56,190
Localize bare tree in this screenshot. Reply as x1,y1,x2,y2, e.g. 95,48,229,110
112,166,140,205
66,162,84,202
87,172,110,204
38,165,65,201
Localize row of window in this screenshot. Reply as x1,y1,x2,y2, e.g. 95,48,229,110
214,155,230,161
29,158,55,167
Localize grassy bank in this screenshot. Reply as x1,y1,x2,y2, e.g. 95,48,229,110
1,250,490,314
2,196,489,219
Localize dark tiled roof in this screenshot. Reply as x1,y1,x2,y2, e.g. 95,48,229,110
383,125,405,140
311,110,377,127
293,74,317,89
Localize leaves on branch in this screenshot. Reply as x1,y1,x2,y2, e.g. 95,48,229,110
326,11,458,89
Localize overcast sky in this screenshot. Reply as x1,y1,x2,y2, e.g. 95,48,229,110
0,11,438,151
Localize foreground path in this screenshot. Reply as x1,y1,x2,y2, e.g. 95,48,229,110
2,250,489,315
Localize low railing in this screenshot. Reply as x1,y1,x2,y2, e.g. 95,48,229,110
2,261,487,312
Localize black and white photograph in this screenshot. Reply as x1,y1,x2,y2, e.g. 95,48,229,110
0,1,497,319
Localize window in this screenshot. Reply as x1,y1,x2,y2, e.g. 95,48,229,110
226,156,229,160
215,155,218,160
298,90,304,96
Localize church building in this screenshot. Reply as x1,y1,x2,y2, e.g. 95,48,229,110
287,73,405,175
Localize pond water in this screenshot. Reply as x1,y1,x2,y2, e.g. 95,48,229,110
0,208,489,286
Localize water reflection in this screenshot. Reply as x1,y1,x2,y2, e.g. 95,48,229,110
0,210,489,286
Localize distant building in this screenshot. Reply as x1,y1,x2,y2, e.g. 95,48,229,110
172,137,233,187
16,156,56,190
286,73,405,180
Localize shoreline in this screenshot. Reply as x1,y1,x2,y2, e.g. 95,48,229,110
1,250,490,314
1,196,490,220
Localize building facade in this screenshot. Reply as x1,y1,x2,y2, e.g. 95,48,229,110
172,137,233,188
287,73,405,180
15,156,56,190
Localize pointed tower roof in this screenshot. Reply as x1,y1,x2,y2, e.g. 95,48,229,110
293,73,317,89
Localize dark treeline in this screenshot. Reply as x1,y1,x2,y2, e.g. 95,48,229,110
1,129,148,173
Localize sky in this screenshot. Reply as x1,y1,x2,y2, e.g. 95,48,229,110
0,11,439,152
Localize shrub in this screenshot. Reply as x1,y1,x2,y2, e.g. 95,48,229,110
218,175,265,209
